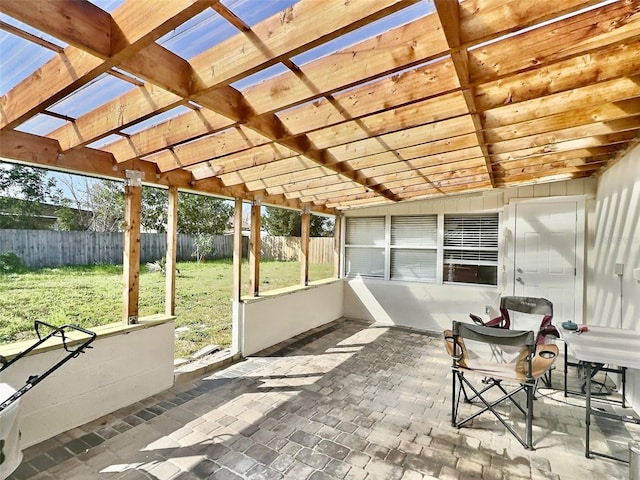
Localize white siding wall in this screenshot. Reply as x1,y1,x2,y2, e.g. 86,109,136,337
343,178,596,334
589,144,640,410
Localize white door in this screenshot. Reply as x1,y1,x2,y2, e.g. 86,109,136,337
513,200,581,323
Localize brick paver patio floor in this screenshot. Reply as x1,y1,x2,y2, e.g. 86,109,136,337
7,318,638,479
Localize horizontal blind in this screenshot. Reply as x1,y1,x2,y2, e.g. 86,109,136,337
344,247,385,278
391,249,437,282
443,250,498,263
443,214,499,249
391,215,437,247
345,217,385,246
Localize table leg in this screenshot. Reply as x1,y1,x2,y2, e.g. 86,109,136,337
564,341,568,398
622,367,626,408
585,361,592,458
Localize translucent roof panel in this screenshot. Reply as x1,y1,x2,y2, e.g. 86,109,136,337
89,0,125,13
87,133,125,149
120,105,193,136
291,1,433,66
223,0,298,27
14,114,67,136
157,9,237,59
232,63,290,90
48,73,135,119
0,12,68,48
0,17,63,93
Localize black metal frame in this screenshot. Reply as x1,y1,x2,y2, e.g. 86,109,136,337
0,321,96,412
560,340,636,463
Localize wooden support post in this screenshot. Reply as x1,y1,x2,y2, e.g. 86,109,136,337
300,209,310,286
123,170,143,324
333,214,342,278
165,186,178,316
249,201,261,297
232,198,244,354
232,198,243,302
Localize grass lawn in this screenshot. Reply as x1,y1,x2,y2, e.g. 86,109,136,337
0,259,334,359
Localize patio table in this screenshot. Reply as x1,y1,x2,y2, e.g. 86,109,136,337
560,325,640,463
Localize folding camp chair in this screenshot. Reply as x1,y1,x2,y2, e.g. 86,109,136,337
469,296,559,345
444,321,558,450
470,296,559,387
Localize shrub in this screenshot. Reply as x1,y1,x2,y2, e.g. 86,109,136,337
0,252,25,274
192,234,216,263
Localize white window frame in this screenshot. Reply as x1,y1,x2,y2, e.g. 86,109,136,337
343,216,386,279
389,215,438,283
342,212,501,287
442,213,500,286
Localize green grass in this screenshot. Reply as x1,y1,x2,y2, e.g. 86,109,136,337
0,260,334,359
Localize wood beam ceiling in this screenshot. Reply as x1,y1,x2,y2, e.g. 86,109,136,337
0,0,638,212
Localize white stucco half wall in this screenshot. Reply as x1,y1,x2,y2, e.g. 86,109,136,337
343,277,502,333
241,280,344,356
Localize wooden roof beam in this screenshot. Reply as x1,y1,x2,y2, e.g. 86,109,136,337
0,0,217,130
40,0,416,203
47,0,417,150
484,102,640,144
93,0,622,167
0,129,334,214
483,74,640,129
490,130,638,157
0,0,112,57
189,0,419,95
468,1,640,84
434,0,494,189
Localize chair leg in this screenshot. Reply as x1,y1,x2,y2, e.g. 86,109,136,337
451,369,457,426
453,375,535,450
526,383,534,450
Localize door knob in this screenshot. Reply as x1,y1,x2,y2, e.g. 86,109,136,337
516,276,524,284
516,267,523,273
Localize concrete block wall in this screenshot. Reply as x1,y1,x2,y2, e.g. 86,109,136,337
0,320,175,448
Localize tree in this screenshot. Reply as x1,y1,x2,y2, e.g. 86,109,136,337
55,175,94,231
87,180,124,232
177,192,233,235
141,188,234,234
56,201,88,231
141,187,169,233
0,163,62,229
262,207,334,237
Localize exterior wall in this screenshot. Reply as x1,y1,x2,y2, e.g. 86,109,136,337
589,143,640,409
344,277,501,333
241,280,344,356
0,321,175,448
342,178,596,334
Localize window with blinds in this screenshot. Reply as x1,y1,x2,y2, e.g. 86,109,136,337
344,217,385,278
390,215,437,282
443,214,499,285
343,213,500,286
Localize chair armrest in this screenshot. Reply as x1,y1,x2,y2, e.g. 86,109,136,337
530,344,559,379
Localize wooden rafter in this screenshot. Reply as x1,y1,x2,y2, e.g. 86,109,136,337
0,0,638,213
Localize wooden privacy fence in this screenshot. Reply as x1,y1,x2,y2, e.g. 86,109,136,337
0,229,199,268
261,236,334,264
0,230,334,268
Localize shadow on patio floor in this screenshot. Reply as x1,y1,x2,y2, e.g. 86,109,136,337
8,318,637,480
